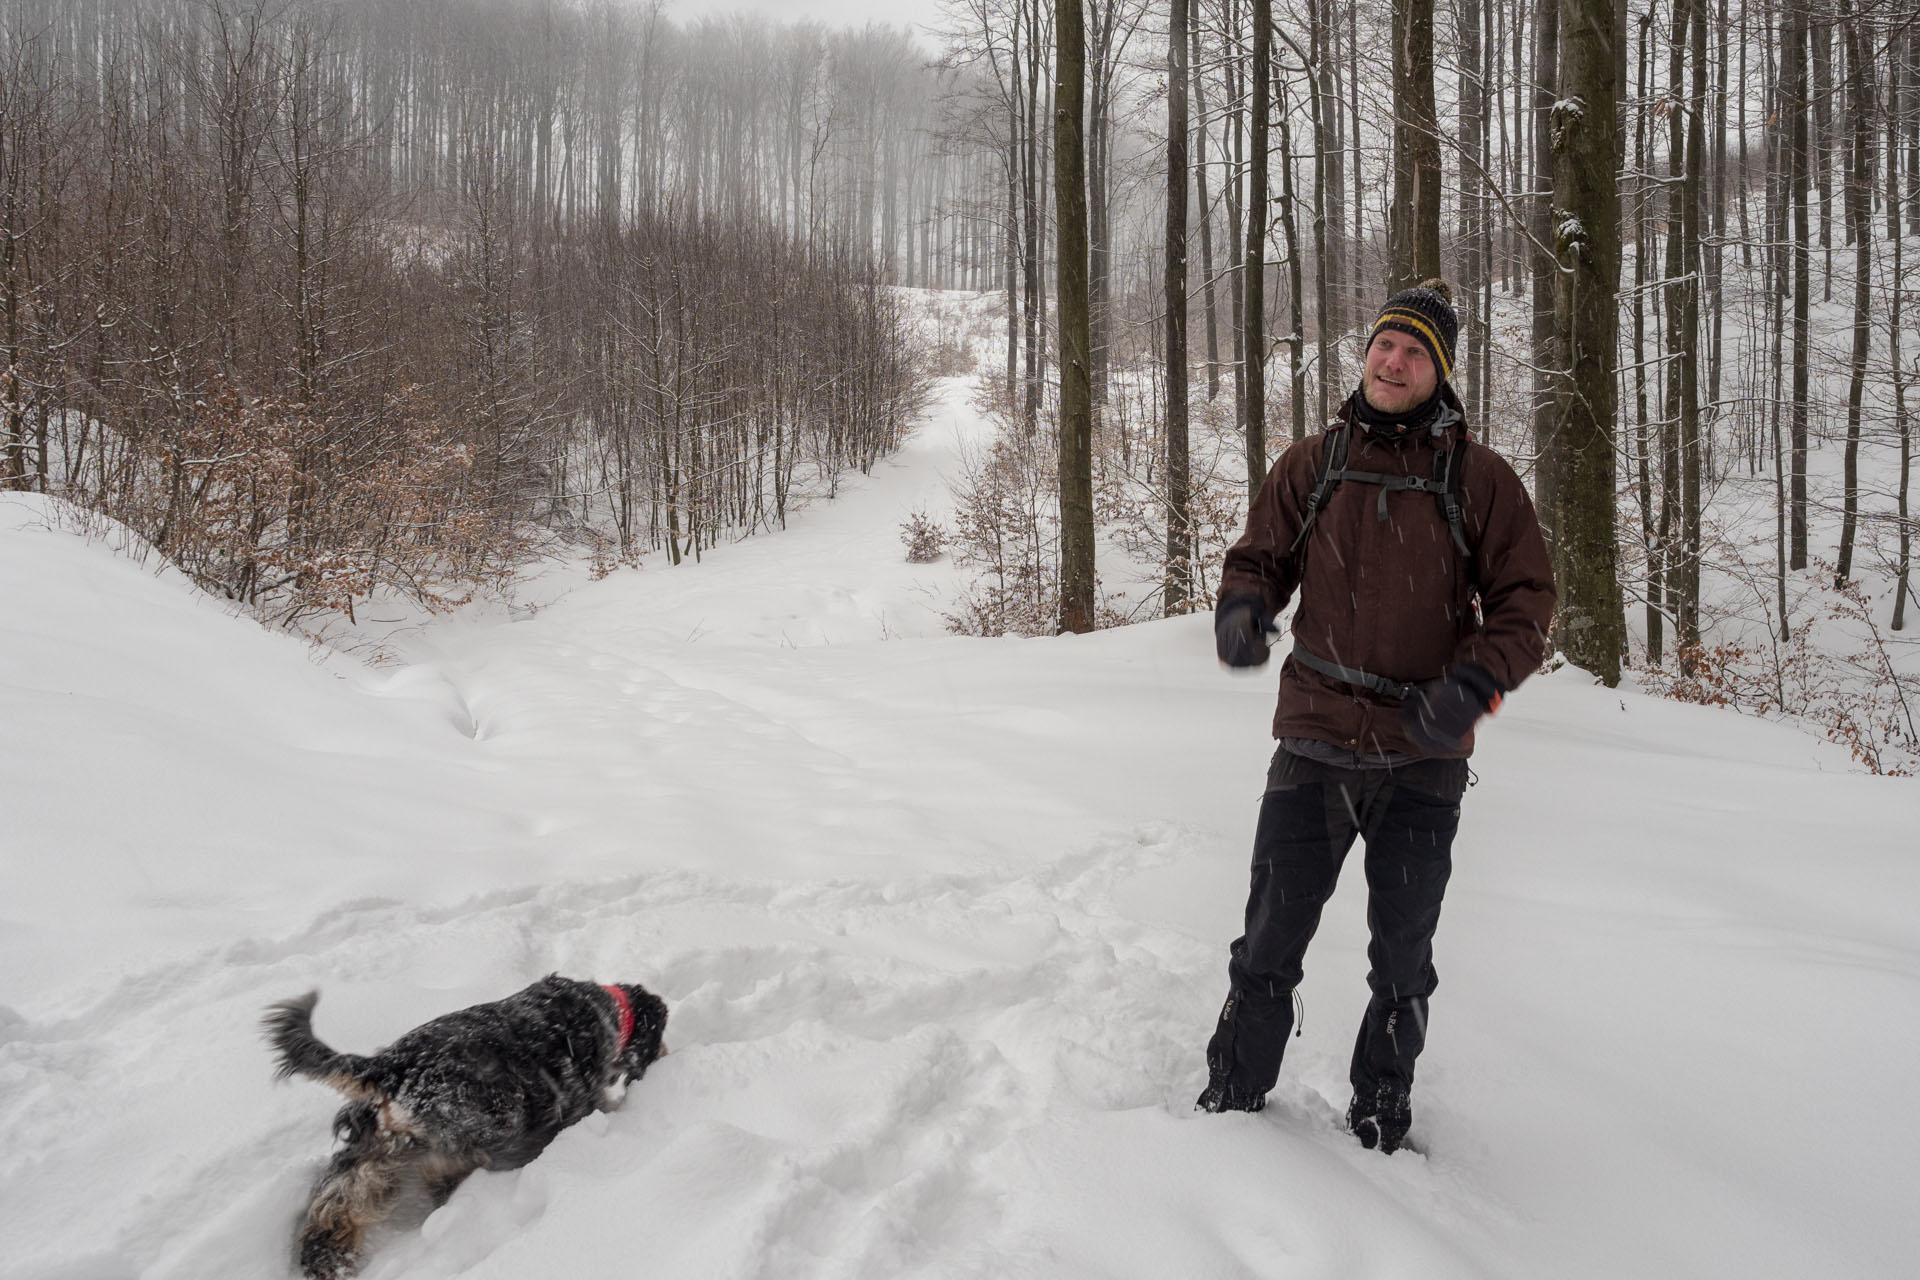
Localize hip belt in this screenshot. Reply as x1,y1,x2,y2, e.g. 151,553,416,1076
1289,641,1419,702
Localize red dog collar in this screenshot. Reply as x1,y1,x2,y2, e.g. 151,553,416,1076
601,984,634,1052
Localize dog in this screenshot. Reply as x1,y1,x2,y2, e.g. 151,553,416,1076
265,975,668,1279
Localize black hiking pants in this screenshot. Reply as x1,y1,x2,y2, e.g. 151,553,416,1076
1206,746,1470,1104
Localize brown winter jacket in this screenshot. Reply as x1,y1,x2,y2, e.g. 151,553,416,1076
1219,388,1556,758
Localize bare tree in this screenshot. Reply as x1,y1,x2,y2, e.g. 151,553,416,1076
1832,0,1871,586
1165,0,1193,612
1057,0,1095,634
1545,0,1626,685
1388,0,1441,290
1242,0,1269,503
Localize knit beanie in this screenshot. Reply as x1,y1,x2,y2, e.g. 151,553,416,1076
1368,279,1458,385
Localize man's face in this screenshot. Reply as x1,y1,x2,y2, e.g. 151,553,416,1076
1361,329,1439,416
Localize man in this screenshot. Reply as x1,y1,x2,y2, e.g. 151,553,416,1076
1197,280,1555,1153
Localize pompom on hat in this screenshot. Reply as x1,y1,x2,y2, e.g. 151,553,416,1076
1368,278,1458,384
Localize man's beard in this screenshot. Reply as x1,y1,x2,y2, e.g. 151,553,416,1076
1349,379,1444,436
1362,369,1429,415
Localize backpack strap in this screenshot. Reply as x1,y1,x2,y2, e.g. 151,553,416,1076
1290,640,1419,702
1437,440,1470,558
1286,423,1350,557
1286,420,1474,560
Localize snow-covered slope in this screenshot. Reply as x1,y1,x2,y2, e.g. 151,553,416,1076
2,374,1915,1280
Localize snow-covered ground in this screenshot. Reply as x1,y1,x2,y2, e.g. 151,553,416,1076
3,372,1917,1280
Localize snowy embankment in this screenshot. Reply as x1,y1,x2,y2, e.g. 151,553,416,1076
3,372,1917,1280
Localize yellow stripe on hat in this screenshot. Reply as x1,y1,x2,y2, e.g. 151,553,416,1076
1372,308,1453,381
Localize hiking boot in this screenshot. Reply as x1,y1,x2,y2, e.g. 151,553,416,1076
1195,1077,1267,1113
1346,1082,1412,1152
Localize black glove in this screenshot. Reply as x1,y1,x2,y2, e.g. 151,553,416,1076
1400,663,1503,755
1215,594,1274,668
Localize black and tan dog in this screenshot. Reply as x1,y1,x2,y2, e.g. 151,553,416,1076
265,976,668,1279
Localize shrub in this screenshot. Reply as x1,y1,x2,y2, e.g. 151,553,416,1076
900,510,949,563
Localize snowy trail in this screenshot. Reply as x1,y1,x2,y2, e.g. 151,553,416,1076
4,347,1919,1278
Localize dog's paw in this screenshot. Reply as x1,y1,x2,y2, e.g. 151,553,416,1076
297,1234,363,1280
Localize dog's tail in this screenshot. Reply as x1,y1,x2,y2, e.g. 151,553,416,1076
264,992,377,1099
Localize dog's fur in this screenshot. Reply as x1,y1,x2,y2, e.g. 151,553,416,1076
265,975,668,1279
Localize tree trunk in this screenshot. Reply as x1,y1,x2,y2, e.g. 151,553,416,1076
1275,65,1306,446
1810,12,1832,298
1006,59,1022,398
1226,8,1245,438
1458,0,1485,418
1166,0,1193,612
1706,0,1728,411
1786,7,1810,571
1766,18,1792,644
1056,0,1095,634
1243,0,1270,502
1087,1,1113,425
1310,0,1335,426
1676,0,1707,665
1321,0,1346,354
1192,18,1221,401
1548,0,1625,685
1529,0,1560,539
1633,12,1662,666
1024,0,1043,433
1388,0,1442,292
1738,5,1752,269
1349,0,1364,319
1908,29,1920,236
1833,0,1871,585
1894,33,1913,630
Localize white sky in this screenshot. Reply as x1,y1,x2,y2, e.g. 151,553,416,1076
662,0,949,37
